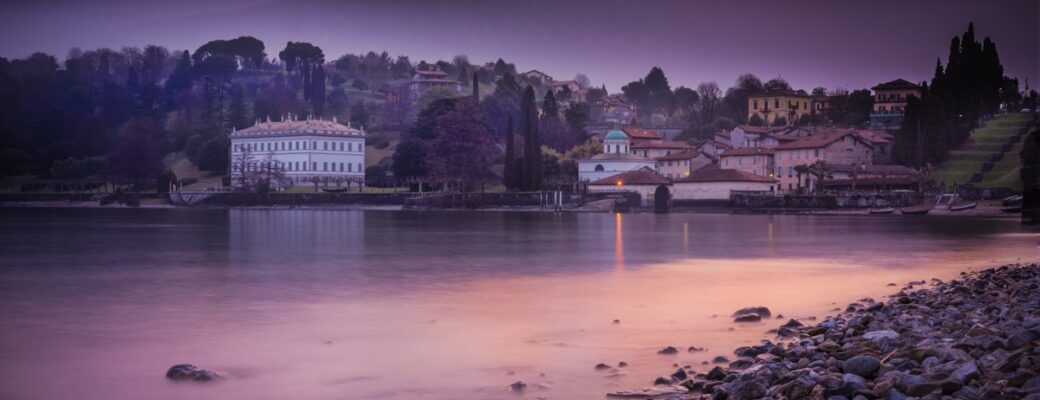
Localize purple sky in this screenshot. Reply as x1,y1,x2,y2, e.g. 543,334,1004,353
2,0,1037,93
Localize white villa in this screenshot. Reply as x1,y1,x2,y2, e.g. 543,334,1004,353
228,116,366,190
578,129,656,182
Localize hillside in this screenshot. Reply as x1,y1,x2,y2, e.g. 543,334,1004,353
932,112,1033,191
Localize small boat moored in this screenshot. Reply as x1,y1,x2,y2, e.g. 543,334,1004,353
949,202,977,212
868,207,895,215
901,208,930,215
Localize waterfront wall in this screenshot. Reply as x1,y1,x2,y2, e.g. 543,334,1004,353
184,192,416,207
404,192,574,209
730,191,921,209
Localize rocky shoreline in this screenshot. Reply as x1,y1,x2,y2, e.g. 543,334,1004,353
610,263,1040,400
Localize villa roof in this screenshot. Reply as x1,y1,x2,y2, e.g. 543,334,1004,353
589,169,670,186
621,127,663,140
721,147,775,157
673,167,777,183
871,79,921,91
230,118,364,138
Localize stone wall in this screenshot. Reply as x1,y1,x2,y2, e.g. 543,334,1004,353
190,192,415,207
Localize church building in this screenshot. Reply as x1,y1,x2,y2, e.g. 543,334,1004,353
577,129,656,182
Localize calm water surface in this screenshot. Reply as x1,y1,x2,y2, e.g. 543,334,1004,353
0,208,1036,399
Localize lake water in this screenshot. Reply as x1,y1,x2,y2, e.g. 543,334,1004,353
0,208,1036,399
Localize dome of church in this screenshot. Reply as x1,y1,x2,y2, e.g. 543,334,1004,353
604,129,628,141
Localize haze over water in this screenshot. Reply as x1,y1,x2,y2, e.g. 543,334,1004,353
0,208,1035,399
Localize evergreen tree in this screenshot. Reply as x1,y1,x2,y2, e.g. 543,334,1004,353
504,115,516,190
228,83,249,130
311,64,326,117
521,85,541,190
472,71,479,102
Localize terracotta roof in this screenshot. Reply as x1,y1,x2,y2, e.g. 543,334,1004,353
655,150,707,161
871,79,921,91
673,167,777,183
622,127,663,140
589,169,670,186
631,140,690,150
735,125,790,134
853,130,894,144
772,132,872,150
699,140,732,150
721,147,775,157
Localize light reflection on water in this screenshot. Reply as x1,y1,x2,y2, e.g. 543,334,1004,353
0,208,1035,400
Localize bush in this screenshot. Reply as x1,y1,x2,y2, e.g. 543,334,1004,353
772,116,788,126
748,114,765,126
195,137,228,173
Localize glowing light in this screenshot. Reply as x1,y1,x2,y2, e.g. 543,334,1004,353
616,180,623,186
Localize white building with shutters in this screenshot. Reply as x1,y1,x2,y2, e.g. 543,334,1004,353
228,116,366,190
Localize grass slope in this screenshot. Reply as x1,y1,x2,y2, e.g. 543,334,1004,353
932,112,1032,190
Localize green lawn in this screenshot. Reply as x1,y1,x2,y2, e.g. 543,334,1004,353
932,113,1033,190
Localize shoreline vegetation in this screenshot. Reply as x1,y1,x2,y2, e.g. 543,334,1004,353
603,263,1040,400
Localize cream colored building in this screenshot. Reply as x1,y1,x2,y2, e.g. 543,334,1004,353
748,90,811,126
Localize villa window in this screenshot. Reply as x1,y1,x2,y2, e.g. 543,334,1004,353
595,164,604,172
312,162,317,171
774,100,779,108
340,162,344,171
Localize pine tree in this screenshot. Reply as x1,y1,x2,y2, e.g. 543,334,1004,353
504,115,516,190
472,71,480,103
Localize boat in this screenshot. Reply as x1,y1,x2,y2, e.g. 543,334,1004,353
901,208,930,215
320,187,351,193
868,207,895,215
1002,195,1023,206
949,202,977,212
1001,205,1022,213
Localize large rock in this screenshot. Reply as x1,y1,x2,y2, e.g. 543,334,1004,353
733,314,762,323
732,306,772,318
842,355,881,378
862,330,899,342
165,364,221,381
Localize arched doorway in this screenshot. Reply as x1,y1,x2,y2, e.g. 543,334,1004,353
654,185,670,213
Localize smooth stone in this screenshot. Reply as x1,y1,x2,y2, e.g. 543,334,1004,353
657,346,679,355
843,355,882,378
732,306,772,318
734,314,762,323
863,330,899,341
510,381,526,392
595,363,611,370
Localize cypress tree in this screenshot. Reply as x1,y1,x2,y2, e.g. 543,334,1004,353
504,115,515,190
472,71,479,103
311,64,326,117
521,85,541,190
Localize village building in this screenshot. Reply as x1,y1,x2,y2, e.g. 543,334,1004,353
719,147,775,178
577,129,656,182
522,69,554,83
772,131,875,193
748,89,812,126
671,166,778,201
656,150,714,179
853,129,896,163
406,65,463,99
621,127,663,144
586,168,671,207
228,117,366,190
726,125,797,148
698,139,732,160
869,79,922,130
590,96,636,126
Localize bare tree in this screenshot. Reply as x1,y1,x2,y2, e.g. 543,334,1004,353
231,146,257,191
573,73,591,89
697,81,722,124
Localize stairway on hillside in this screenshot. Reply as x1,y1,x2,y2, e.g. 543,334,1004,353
969,124,1030,184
